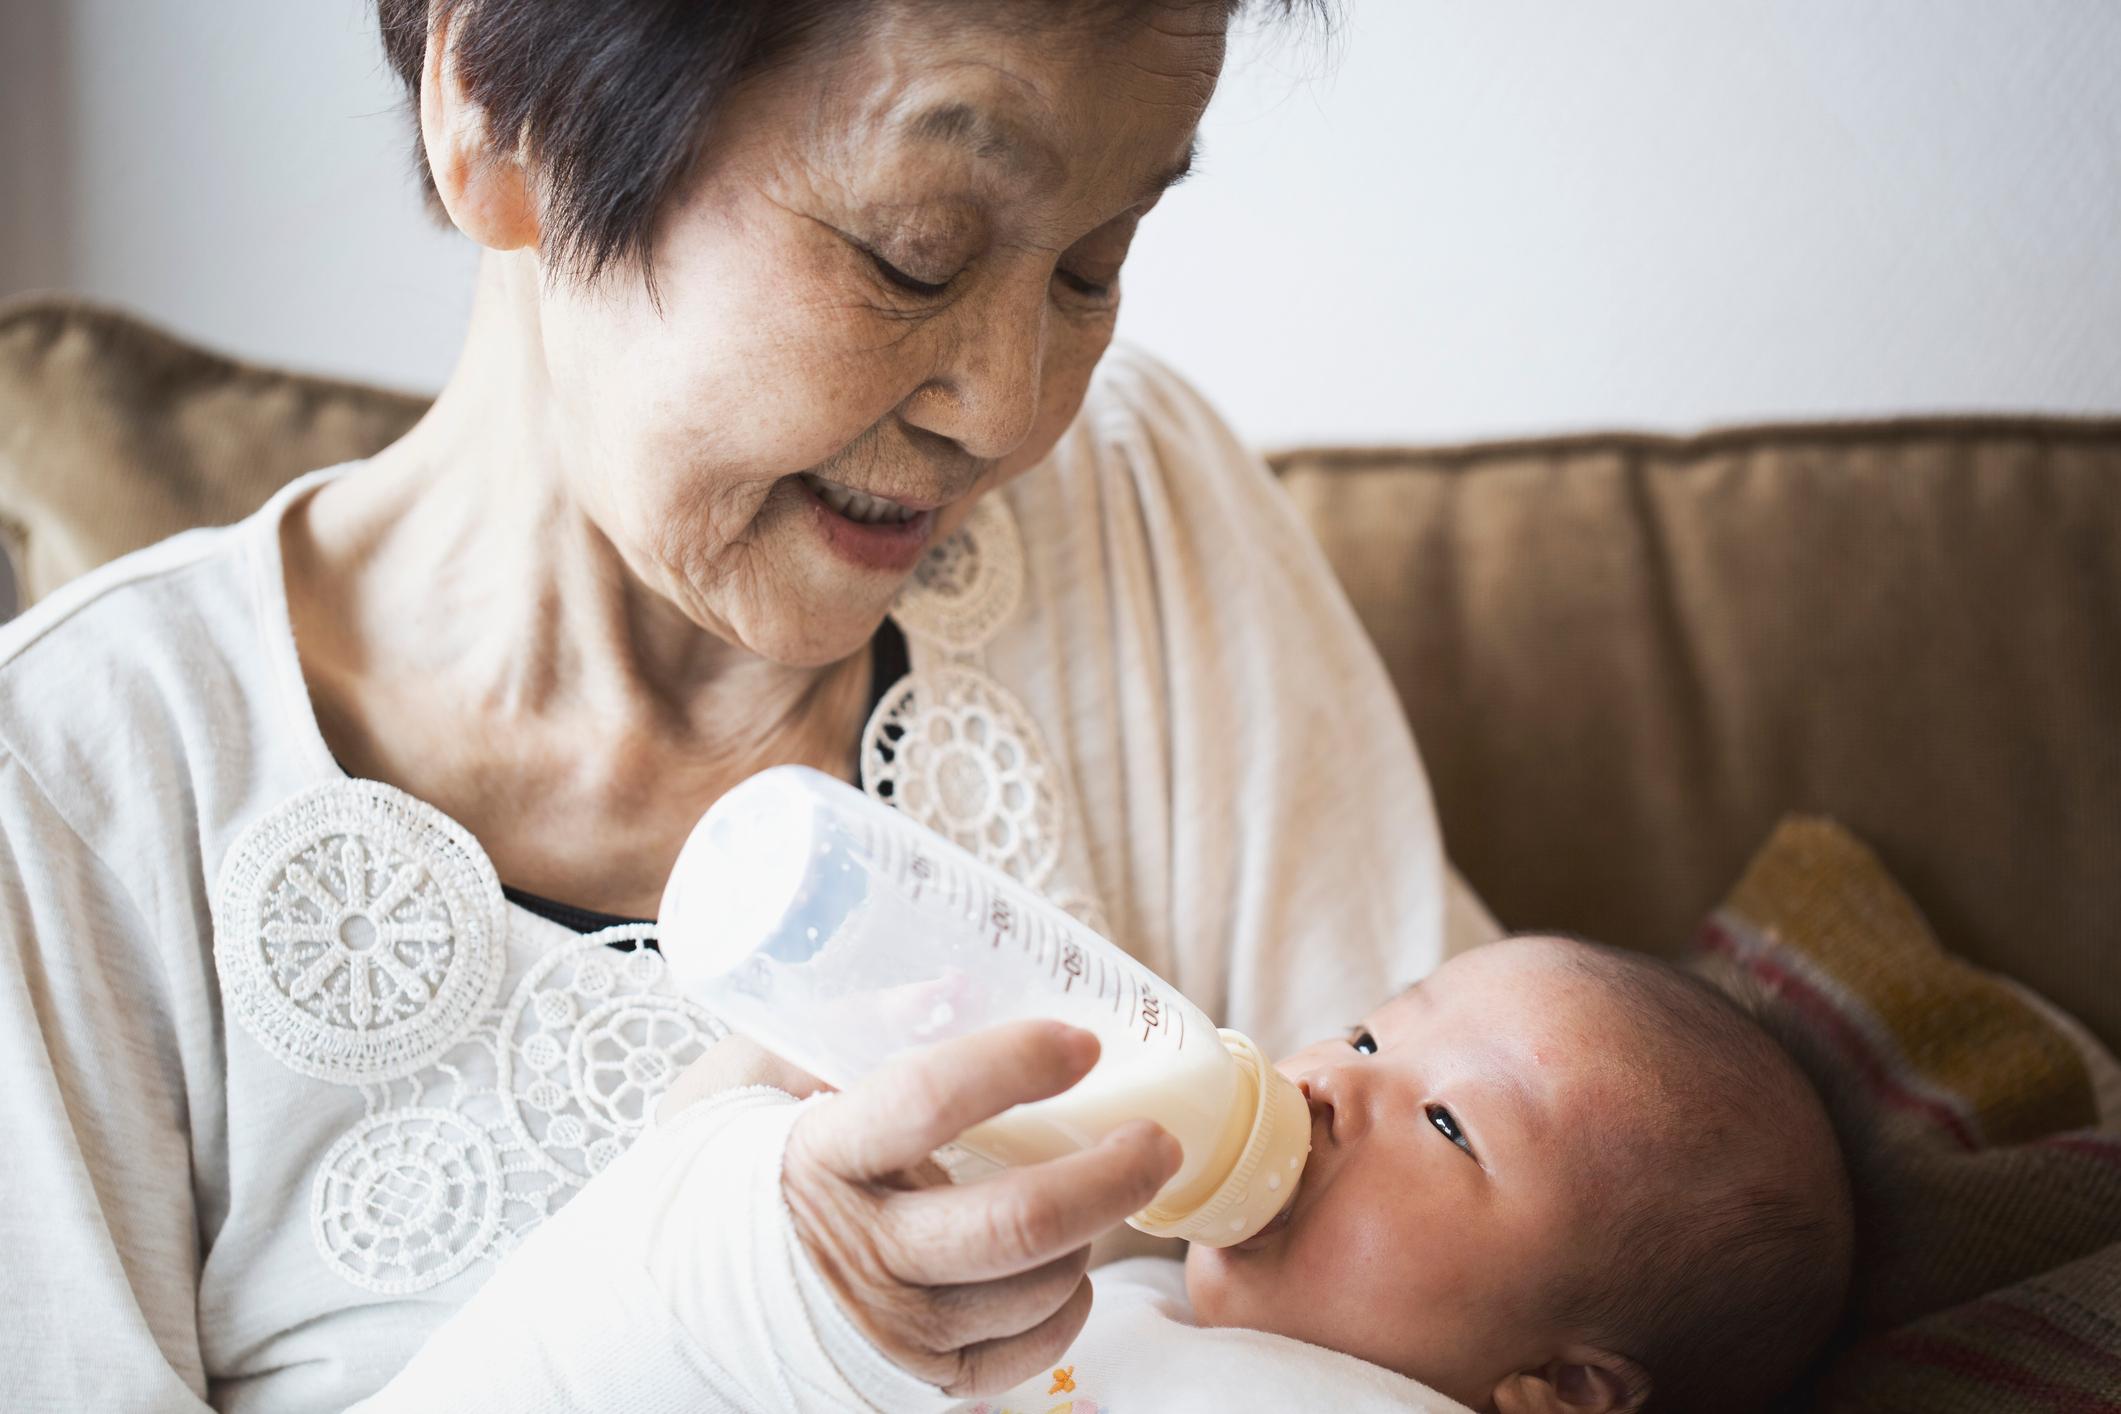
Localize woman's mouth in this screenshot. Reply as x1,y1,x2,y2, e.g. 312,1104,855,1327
794,473,938,573
800,473,927,526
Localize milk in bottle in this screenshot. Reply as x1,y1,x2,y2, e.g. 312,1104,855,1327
656,765,1309,1245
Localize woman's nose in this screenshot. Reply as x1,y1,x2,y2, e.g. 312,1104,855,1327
905,289,1046,461
1298,1064,1371,1145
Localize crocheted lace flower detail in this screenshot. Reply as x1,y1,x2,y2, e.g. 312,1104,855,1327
497,927,723,1186
311,1107,503,1294
310,923,718,1293
862,666,1064,887
216,780,506,1085
889,495,1024,653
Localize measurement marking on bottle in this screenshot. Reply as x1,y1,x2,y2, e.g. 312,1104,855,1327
1140,987,1161,1044
1061,942,1084,993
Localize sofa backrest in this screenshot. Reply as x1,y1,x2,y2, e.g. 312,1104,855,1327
6,296,2118,1047
0,299,427,609
1281,426,2121,1048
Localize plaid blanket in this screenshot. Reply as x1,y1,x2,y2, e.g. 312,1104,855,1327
1692,818,2121,1413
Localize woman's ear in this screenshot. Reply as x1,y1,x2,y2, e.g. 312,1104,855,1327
417,9,540,252
1488,1347,1650,1414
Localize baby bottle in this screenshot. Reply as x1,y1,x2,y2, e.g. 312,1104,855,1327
657,764,1309,1246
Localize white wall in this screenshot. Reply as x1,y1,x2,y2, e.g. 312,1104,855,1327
4,0,2117,445
1130,0,2121,443
2,0,476,397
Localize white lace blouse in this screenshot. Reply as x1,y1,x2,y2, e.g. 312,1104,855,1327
0,345,1495,1411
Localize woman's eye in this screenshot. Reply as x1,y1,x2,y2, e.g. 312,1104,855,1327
1427,1104,1475,1158
1055,268,1113,300
1348,1028,1378,1055
866,250,953,297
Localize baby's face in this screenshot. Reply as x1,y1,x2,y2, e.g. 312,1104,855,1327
1185,938,1645,1406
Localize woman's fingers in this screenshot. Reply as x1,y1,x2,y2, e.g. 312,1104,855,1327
777,1021,1179,1398
793,1020,1101,1180
882,1119,1181,1285
922,1247,1093,1349
939,1273,1097,1398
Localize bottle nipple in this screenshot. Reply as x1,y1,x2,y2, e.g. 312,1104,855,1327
1128,1030,1311,1247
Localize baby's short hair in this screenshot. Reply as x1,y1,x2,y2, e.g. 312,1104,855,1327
1542,939,1854,1413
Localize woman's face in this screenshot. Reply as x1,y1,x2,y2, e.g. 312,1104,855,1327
526,4,1226,667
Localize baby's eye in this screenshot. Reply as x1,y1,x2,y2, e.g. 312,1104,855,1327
1348,1028,1378,1055
1427,1105,1475,1159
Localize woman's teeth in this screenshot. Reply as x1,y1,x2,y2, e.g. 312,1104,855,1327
802,474,922,526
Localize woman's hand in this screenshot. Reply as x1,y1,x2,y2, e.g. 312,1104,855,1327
780,1021,1182,1398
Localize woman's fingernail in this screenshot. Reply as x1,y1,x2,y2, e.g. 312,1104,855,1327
1121,1123,1179,1171
1059,1025,1100,1070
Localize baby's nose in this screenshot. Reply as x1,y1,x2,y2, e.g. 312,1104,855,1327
1297,1067,1368,1144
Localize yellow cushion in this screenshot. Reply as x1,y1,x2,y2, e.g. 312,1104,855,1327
1692,817,2121,1412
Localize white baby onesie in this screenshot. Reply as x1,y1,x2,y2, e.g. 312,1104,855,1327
965,1258,1475,1414
366,1085,1474,1413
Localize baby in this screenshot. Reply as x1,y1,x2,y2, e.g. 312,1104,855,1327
1176,934,1855,1413
903,933,1854,1414
386,935,1852,1414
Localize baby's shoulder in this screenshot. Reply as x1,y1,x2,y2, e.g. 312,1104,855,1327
975,1257,1465,1413
1091,1254,1194,1309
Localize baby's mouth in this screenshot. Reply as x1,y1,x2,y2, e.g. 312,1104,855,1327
1232,1173,1303,1252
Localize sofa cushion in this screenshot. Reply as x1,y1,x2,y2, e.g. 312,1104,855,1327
0,297,427,606
1278,425,2121,1051
1690,817,2121,1413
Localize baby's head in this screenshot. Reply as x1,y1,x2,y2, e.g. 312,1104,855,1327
1187,935,1853,1414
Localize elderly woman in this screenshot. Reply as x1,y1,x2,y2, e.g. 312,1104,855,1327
2,0,1494,1408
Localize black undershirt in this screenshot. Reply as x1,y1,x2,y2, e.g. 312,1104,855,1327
502,617,910,942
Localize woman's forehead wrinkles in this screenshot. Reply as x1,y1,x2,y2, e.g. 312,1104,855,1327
900,100,1065,187
887,97,1197,208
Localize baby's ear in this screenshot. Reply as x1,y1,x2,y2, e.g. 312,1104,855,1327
1488,1347,1649,1414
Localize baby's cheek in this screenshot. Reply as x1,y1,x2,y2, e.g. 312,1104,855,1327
1181,1244,1277,1331
1180,1244,1234,1322
1183,1235,1350,1349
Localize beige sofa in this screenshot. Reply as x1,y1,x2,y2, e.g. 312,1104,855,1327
6,295,2116,1049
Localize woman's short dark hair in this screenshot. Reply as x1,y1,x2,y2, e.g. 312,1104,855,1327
373,0,1310,295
